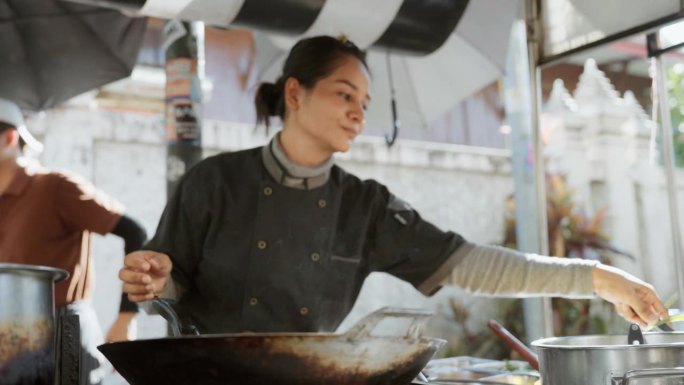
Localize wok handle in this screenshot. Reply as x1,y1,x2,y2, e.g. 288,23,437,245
151,298,183,337
151,298,199,336
344,307,433,340
621,367,684,385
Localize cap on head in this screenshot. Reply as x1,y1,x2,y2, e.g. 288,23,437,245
0,98,25,131
0,98,43,153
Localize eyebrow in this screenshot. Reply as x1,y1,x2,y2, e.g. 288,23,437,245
336,79,372,102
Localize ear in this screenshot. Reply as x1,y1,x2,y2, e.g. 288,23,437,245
283,77,304,112
0,129,18,147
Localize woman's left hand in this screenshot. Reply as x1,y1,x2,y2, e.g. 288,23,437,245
105,311,137,343
592,264,668,327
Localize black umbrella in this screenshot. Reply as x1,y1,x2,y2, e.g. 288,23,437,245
0,0,146,110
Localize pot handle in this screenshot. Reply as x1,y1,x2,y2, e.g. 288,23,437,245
627,323,646,345
344,307,433,340
619,367,684,385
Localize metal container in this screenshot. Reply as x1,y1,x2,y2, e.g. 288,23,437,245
422,356,499,381
0,263,68,384
532,333,684,385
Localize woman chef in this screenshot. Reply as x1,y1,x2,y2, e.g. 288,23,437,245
119,36,668,334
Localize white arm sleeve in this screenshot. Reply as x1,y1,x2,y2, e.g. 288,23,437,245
446,243,598,298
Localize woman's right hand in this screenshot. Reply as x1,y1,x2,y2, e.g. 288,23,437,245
119,250,173,302
592,264,668,327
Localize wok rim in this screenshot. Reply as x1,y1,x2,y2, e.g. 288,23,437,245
99,333,447,346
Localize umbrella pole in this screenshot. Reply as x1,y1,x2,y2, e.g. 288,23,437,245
648,33,684,311
164,20,205,196
505,0,554,341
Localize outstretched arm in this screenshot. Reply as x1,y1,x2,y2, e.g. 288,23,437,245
446,243,667,327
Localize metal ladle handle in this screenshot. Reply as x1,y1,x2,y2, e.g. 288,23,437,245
487,319,539,370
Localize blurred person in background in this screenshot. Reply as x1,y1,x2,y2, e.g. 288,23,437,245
0,97,147,385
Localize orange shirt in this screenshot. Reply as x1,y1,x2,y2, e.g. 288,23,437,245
0,165,123,307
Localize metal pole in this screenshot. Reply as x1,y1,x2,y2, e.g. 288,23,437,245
651,33,684,310
164,20,204,197
526,0,554,340
504,0,554,342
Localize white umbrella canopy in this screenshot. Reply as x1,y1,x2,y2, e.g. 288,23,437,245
256,0,521,135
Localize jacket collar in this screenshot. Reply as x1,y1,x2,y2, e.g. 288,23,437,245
261,134,333,190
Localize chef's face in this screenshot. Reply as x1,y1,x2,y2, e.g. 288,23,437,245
287,55,371,153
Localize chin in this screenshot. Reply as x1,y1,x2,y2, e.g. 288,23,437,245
334,140,353,153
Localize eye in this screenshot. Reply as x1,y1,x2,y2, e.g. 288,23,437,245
338,92,352,102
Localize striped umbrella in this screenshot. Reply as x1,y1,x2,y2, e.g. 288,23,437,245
68,0,519,136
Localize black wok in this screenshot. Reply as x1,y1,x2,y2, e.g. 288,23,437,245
98,306,445,385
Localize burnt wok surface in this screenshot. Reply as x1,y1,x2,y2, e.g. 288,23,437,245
99,334,440,385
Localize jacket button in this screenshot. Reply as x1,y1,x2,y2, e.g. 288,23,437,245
310,253,320,262
318,199,327,208
257,240,267,250
264,187,273,196
249,297,258,306
300,307,309,315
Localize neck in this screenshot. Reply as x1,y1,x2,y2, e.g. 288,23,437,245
279,125,333,167
0,158,19,194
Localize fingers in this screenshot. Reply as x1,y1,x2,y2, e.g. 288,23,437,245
122,282,155,294
148,253,173,275
119,268,151,284
629,300,659,327
120,251,171,302
124,251,155,272
640,288,669,321
624,285,666,327
122,283,156,302
616,304,644,326
128,292,156,302
120,251,171,296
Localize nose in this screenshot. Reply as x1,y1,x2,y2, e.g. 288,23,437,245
349,102,365,126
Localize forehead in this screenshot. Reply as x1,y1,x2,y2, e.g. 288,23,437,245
321,57,371,90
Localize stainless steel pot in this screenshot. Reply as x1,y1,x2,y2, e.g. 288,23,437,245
532,332,684,385
0,263,68,384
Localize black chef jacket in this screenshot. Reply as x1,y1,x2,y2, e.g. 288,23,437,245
146,146,466,333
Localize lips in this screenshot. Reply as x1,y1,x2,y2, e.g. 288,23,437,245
342,124,361,139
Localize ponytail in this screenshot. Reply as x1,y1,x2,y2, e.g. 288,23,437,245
255,79,285,129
